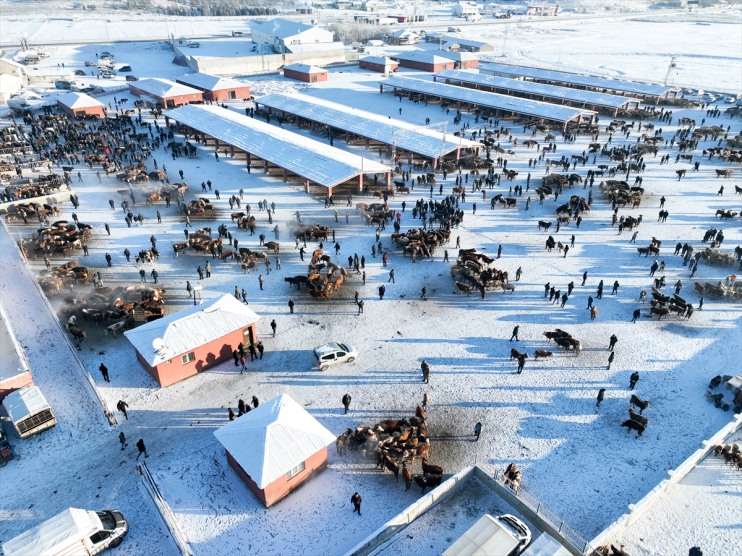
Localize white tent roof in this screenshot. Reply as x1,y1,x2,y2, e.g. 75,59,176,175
437,69,640,109
3,386,51,424
284,63,326,74
165,104,390,189
256,91,481,160
3,508,100,556
176,73,249,92
213,394,336,488
131,77,202,99
123,294,259,367
56,91,105,110
381,75,595,124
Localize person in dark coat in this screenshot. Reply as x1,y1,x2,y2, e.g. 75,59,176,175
582,271,587,286
99,363,110,382
587,295,594,310
119,431,127,451
612,280,620,295
248,344,257,362
596,388,606,407
232,350,240,366
105,252,112,267
517,355,527,374
421,360,430,383
607,352,615,370
351,492,362,515
238,399,246,416
629,372,640,390
288,299,295,313
257,341,264,359
270,319,277,336
609,334,618,351
510,326,519,342
342,393,352,414
136,438,149,460
116,400,129,420
474,422,482,441
252,396,259,408
379,285,386,300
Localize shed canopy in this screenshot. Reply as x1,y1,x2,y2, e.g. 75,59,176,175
166,104,390,188
3,386,51,423
214,394,336,488
480,62,677,98
131,78,201,98
256,91,481,160
176,72,249,92
381,75,595,124
56,91,104,109
124,294,259,367
437,69,639,109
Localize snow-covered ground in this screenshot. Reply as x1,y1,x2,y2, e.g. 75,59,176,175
1,7,741,556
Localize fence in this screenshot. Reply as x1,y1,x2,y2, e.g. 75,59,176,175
137,462,194,556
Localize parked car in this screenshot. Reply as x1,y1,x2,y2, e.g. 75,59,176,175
0,424,14,466
313,342,357,371
125,75,139,82
448,26,462,32
74,69,87,76
188,42,200,48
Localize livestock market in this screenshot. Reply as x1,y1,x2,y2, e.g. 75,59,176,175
0,10,741,556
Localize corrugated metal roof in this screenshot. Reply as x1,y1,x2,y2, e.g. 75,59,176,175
381,75,595,123
257,91,481,160
2,509,100,556
130,78,202,99
213,394,336,488
123,294,259,367
284,63,325,73
176,72,249,92
57,91,104,109
3,386,51,424
437,69,639,109
165,104,390,188
480,62,678,97
250,18,315,39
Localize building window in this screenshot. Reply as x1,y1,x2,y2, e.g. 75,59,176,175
286,461,305,480
181,352,195,364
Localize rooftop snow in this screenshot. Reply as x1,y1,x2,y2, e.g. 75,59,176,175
480,62,678,98
3,386,51,423
391,52,457,65
256,91,481,160
249,18,314,39
381,76,595,123
130,78,201,99
124,294,259,367
360,56,398,66
213,394,336,488
175,73,249,92
56,91,105,109
284,63,325,73
437,69,640,109
165,104,390,188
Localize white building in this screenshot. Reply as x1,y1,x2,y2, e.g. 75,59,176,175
453,2,481,19
249,18,335,54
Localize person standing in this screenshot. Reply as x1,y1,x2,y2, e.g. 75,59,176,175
252,396,260,408
629,371,640,390
116,400,129,420
357,300,364,315
258,274,264,290
517,355,526,374
119,432,127,451
596,388,606,408
607,352,615,370
105,252,112,267
389,269,395,283
99,363,110,383
378,285,386,300
510,325,519,342
342,393,352,414
474,422,482,441
228,408,236,421
582,271,588,286
271,319,277,337
257,341,264,360
422,393,428,411
288,299,295,313
238,399,246,416
612,280,620,295
609,334,618,351
240,352,247,373
351,492,362,516
421,360,430,384
136,438,149,460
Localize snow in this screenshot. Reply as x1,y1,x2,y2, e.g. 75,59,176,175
129,78,202,99
57,91,105,109
0,5,741,556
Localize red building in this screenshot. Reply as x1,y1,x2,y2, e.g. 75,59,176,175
214,394,336,507
56,92,106,119
175,73,252,102
128,78,203,109
359,56,399,74
438,51,479,70
390,52,456,73
124,295,259,387
283,63,328,83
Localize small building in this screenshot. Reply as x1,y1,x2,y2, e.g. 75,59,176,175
175,73,251,102
124,294,259,387
527,4,561,16
213,394,336,507
453,2,481,19
359,56,399,74
437,51,479,70
56,92,106,119
283,63,328,83
442,37,495,53
390,52,456,73
128,78,203,109
295,3,316,14
387,29,420,45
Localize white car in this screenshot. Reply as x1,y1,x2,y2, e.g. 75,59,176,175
313,342,357,371
497,514,532,552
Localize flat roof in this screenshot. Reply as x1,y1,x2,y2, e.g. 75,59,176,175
166,104,390,188
176,72,249,92
437,69,640,109
481,62,678,98
381,75,595,124
256,91,481,160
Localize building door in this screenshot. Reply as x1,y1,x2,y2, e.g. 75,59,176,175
229,91,236,100
243,326,254,347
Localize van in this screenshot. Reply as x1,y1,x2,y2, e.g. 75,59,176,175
3,386,57,438
3,508,128,556
21,54,40,65
125,75,139,82
188,41,200,48
7,98,31,111
443,514,532,556
55,80,74,90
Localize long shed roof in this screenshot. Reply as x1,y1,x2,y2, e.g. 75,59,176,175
124,294,259,367
166,104,390,188
256,91,481,160
436,69,640,109
381,75,595,124
480,62,677,98
214,394,336,488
